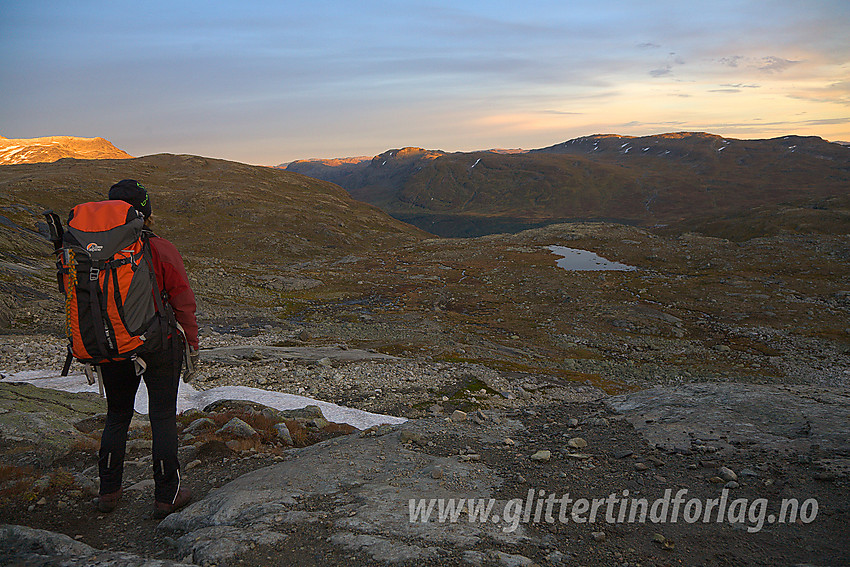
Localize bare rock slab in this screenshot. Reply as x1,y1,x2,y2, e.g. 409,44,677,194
605,383,850,454
158,418,525,564
0,382,106,467
0,524,194,566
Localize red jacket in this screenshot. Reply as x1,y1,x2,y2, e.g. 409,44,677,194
148,235,199,350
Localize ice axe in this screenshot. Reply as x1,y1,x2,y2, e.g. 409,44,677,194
42,210,64,251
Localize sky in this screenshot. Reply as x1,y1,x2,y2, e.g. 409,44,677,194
2,0,849,165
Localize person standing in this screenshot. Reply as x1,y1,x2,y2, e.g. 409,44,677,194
93,179,199,518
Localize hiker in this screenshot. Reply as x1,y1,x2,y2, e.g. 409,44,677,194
92,179,200,517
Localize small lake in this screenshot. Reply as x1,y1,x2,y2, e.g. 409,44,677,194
548,245,637,271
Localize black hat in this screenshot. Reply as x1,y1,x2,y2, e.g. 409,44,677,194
109,179,151,219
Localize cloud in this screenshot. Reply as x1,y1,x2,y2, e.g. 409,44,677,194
803,117,850,126
785,80,850,106
650,66,673,77
618,120,688,128
757,56,801,73
637,42,661,49
541,110,584,115
717,55,801,74
719,55,744,68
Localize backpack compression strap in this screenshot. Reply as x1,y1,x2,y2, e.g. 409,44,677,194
87,259,115,357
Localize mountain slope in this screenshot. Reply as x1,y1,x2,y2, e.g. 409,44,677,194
286,133,850,236
0,154,427,264
0,136,133,165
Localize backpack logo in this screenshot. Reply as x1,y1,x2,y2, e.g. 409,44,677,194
86,242,104,253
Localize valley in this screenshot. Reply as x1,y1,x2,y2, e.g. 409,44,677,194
286,133,850,238
0,146,848,566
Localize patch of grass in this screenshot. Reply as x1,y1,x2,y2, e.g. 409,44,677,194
447,376,499,400
45,469,77,493
434,353,632,394
372,343,425,357
0,464,34,484
0,464,37,503
803,328,850,343
728,337,783,357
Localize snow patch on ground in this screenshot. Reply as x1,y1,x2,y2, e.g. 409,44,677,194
3,370,406,430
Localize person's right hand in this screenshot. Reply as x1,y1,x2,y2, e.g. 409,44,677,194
183,347,200,383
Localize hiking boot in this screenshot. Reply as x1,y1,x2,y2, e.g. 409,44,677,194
94,489,122,513
153,487,192,519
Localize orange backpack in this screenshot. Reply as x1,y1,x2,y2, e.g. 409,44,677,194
53,200,175,366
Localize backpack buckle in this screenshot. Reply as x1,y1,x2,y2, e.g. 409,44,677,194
89,267,100,281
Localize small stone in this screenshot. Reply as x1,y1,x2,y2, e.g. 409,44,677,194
399,430,424,444
634,462,649,471
316,357,332,367
709,476,724,484
430,467,443,480
718,466,738,482
531,450,552,462
739,468,759,478
450,410,468,422
591,531,606,542
613,449,634,459
646,456,665,467
185,459,202,470
216,417,258,438
126,439,153,452
568,418,579,427
652,533,666,544
504,438,516,446
127,479,156,492
273,423,293,445
33,475,52,493
471,410,488,425
491,551,534,567
725,481,740,489
567,437,588,449
714,344,732,352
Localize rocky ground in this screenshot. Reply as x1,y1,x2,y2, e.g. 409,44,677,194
1,221,849,566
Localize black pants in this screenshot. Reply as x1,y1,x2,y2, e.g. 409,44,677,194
98,340,183,503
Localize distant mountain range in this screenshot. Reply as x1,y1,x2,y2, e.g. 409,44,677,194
285,132,850,237
0,136,132,165
3,133,846,241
